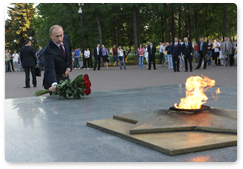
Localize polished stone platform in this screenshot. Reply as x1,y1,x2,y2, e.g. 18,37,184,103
87,108,237,156
5,85,237,162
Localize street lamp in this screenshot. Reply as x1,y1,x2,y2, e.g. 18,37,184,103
13,39,17,51
78,3,84,63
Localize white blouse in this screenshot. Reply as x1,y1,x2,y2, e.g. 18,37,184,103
84,50,90,58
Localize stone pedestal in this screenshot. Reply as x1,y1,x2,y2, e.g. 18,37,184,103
87,108,237,156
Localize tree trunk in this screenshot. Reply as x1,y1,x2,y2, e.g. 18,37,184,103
133,6,139,64
188,15,192,42
112,6,118,46
178,12,182,39
171,5,175,42
136,8,141,46
164,4,170,42
184,14,188,38
161,15,164,42
193,9,199,45
96,13,103,45
223,4,227,37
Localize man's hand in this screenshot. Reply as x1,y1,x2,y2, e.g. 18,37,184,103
62,68,70,78
178,55,181,58
49,85,57,93
191,53,193,56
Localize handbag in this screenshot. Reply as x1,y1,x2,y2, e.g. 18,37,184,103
35,67,41,77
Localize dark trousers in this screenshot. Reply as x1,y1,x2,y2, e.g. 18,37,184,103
184,55,192,71
24,66,36,87
172,55,180,72
10,59,14,71
83,58,90,68
214,52,220,65
159,53,164,64
196,51,207,69
93,55,101,70
148,54,156,70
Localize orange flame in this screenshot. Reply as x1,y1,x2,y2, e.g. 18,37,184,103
174,76,219,109
212,88,221,101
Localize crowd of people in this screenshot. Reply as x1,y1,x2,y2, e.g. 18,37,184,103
67,36,237,72
5,25,237,90
6,36,237,74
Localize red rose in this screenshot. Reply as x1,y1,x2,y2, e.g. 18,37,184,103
84,80,91,88
84,88,91,95
83,74,89,81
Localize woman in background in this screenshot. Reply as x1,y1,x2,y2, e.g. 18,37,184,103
101,44,109,70
83,47,90,70
144,44,149,69
137,44,145,69
118,46,126,70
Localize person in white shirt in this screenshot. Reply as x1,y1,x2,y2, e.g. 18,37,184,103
144,44,149,69
12,50,19,72
118,46,126,70
159,42,164,64
214,39,221,66
83,48,90,70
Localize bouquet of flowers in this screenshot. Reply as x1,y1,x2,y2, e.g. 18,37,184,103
34,74,91,99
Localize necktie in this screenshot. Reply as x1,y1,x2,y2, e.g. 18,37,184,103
60,44,66,59
225,43,227,49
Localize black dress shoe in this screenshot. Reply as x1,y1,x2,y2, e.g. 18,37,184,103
154,68,156,70
203,68,206,69
194,68,199,70
177,70,180,72
34,85,37,87
190,70,192,72
23,86,30,88
184,70,188,72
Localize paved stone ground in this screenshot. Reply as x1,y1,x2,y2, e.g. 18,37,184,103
5,63,237,99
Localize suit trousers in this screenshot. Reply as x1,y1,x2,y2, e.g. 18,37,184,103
148,54,156,70
223,51,230,66
93,55,101,70
196,51,207,69
172,55,180,72
184,54,192,71
24,66,36,87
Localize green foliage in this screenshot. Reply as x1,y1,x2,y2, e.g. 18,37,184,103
6,3,237,53
34,74,87,99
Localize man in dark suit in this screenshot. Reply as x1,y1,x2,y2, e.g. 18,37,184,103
20,40,37,88
93,44,101,71
195,37,208,69
148,41,156,70
170,37,181,72
43,25,72,92
181,37,193,72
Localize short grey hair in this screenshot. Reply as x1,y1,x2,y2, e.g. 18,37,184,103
49,25,63,35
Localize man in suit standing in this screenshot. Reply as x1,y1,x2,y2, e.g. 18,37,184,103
170,37,181,72
93,44,101,71
148,41,156,70
222,37,232,67
20,40,37,88
181,37,193,72
195,37,208,69
43,25,72,93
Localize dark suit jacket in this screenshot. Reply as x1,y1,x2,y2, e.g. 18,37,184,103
170,42,181,57
43,35,72,89
93,47,101,58
199,42,208,56
181,42,193,56
148,45,156,57
20,45,37,67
